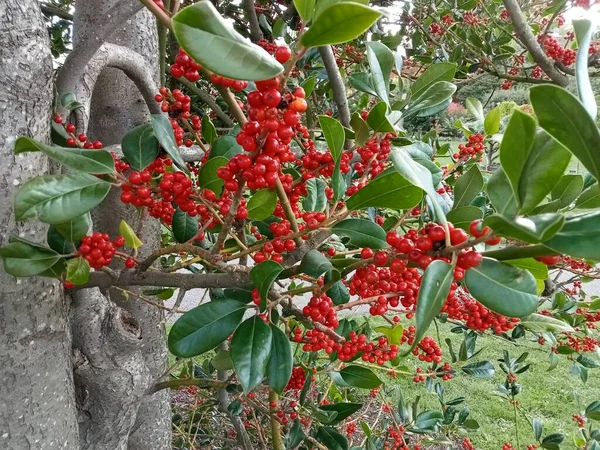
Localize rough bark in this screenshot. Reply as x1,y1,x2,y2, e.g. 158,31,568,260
319,46,351,129
72,2,171,449
0,1,79,448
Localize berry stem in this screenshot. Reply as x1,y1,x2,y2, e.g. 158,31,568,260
274,178,300,235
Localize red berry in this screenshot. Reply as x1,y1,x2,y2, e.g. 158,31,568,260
361,248,374,259
450,228,468,245
113,236,126,248
428,225,446,241
63,281,75,289
125,257,136,268
535,255,561,266
275,45,292,63
373,251,388,266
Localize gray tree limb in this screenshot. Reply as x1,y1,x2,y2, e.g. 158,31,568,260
177,77,235,126
243,0,263,43
319,46,351,129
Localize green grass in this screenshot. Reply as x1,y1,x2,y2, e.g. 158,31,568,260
367,317,600,449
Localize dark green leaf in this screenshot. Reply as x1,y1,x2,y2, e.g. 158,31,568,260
461,361,495,378
47,226,75,254
151,114,188,172
172,207,199,243
410,63,456,100
266,325,293,394
202,115,217,146
228,399,242,416
198,156,228,196
349,72,377,96
65,257,90,285
346,168,423,211
367,101,395,133
446,206,483,231
484,213,565,244
339,365,382,389
585,400,600,420
405,81,456,118
14,137,115,174
465,257,538,317
15,172,111,224
350,112,370,146
121,123,160,171
303,177,328,212
414,410,444,431
331,218,387,249
319,403,363,424
300,3,381,47
168,298,247,357
575,184,600,209
319,115,345,162
231,316,273,393
247,189,277,221
487,169,518,216
250,260,284,311
299,249,340,282
0,238,63,277
366,41,394,105
286,419,306,448
209,135,242,159
326,274,350,306
211,349,233,371
173,2,283,80
533,417,543,441
453,164,484,208
54,213,91,243
316,426,349,450
543,211,600,259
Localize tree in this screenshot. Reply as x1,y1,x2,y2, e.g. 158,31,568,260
2,0,600,449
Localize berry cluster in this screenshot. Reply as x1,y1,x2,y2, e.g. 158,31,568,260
454,133,485,160
538,34,577,66
302,294,339,328
78,232,127,270
413,336,442,363
209,74,249,91
284,366,307,391
169,48,202,82
52,115,103,149
573,414,586,428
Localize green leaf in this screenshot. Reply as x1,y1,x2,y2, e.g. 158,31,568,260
303,177,328,212
414,410,444,431
266,325,293,394
367,101,395,133
544,174,583,211
349,72,377,96
483,213,565,244
168,298,247,357
520,314,574,332
350,112,369,146
54,213,91,243
47,226,75,254
14,137,115,174
465,97,484,122
410,63,456,100
173,2,283,80
293,0,316,22
209,135,242,159
247,189,277,221
573,19,597,120
453,165,483,208
541,433,564,449
374,324,404,345
505,258,548,280
326,274,350,306
65,257,90,285
575,184,600,209
211,349,233,371
543,211,600,259
585,400,600,420
301,76,317,97
530,85,600,182
407,260,453,354
316,427,349,450
346,169,423,211
15,172,111,224
202,115,217,146
286,419,306,448
272,17,287,38
446,206,483,231
0,238,63,277
405,81,456,119
250,260,284,311
300,249,340,281
121,123,160,171
465,257,538,317
199,156,228,196
319,116,345,162
172,208,199,243
151,114,189,172
331,219,387,250
231,315,273,393
366,41,394,106
487,169,518,216
300,3,381,47
119,219,143,249
533,417,543,441
484,106,501,135
461,361,495,378
319,403,363,424
339,365,382,389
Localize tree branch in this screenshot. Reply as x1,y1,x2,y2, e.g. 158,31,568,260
502,0,569,86
243,0,263,43
148,377,229,394
318,46,351,129
177,77,234,126
39,3,73,20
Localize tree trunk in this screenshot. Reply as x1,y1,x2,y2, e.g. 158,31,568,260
72,2,171,449
0,1,79,449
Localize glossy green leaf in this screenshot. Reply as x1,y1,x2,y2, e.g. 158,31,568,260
540,174,584,212
350,112,369,146
484,213,565,244
303,177,328,212
247,189,277,221
14,137,115,174
173,2,283,80
575,184,600,209
461,360,495,378
407,260,453,354
530,85,600,182
65,257,90,285
410,63,456,100
331,218,387,249
543,211,600,259
349,72,377,96
446,206,483,231
151,114,188,172
339,365,382,389
366,101,395,133
121,123,160,171
484,106,501,135
209,135,242,159
319,403,363,424
0,238,63,277
119,219,143,249
250,260,283,311
533,418,543,441
172,207,199,243
465,97,484,122
47,226,75,254
319,115,345,162
519,313,574,333
487,169,518,216
15,172,111,224
414,410,444,431
453,165,483,209
286,419,306,448
415,97,452,118
168,298,247,357
346,169,423,211
573,19,597,120
231,315,273,393
300,76,317,97
465,257,538,317
316,427,349,450
54,213,91,243
199,156,228,196
211,349,233,371
505,258,548,280
585,400,600,420
202,115,217,146
366,41,394,105
405,81,456,118
374,324,404,345
300,3,381,47
266,325,293,394
293,0,316,22
326,273,350,306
